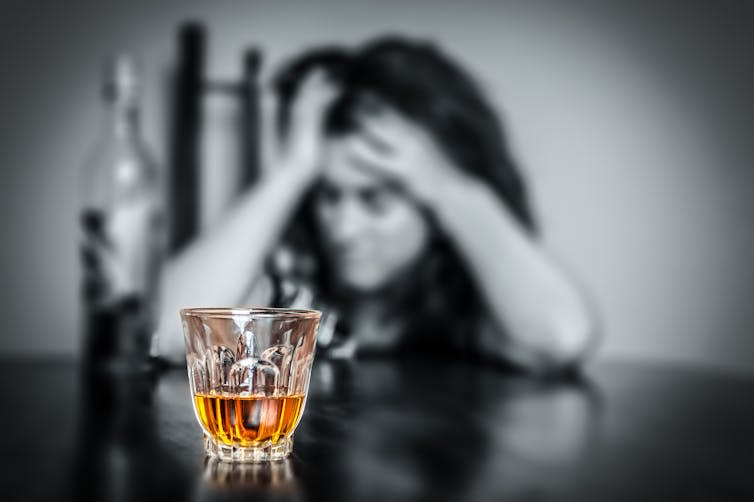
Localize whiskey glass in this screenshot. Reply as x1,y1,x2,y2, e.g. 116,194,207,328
181,308,320,462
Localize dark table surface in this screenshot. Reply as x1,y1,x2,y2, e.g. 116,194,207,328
2,356,753,502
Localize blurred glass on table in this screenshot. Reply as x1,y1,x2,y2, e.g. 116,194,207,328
181,307,321,462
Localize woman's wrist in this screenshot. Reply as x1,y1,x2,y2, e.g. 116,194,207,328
254,153,319,197
282,145,325,181
421,167,488,212
425,168,524,240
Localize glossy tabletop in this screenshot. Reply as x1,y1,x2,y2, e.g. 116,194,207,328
2,357,753,501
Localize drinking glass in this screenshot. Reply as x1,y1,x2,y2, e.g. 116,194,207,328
181,308,320,462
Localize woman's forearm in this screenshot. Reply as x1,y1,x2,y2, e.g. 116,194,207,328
427,174,598,372
154,163,316,358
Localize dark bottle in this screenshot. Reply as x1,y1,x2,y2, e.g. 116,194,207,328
80,55,165,373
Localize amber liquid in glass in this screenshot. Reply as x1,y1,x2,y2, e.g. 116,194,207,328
193,393,305,446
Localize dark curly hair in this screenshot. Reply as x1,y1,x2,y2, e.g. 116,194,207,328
272,37,536,357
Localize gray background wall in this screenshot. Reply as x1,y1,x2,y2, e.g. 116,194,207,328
1,0,752,373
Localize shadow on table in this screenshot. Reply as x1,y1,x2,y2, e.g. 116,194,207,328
68,358,602,502
70,368,192,502
295,359,603,502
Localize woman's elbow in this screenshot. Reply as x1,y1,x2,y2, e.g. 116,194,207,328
505,306,600,376
539,306,600,372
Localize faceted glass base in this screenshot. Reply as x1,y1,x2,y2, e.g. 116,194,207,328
204,434,294,462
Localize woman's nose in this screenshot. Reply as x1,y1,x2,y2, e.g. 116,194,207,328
330,197,367,243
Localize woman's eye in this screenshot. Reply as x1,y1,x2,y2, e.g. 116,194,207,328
359,188,392,213
318,185,341,204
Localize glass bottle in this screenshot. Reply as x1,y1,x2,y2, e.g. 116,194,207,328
80,55,164,373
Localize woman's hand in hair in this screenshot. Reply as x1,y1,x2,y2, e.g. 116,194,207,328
263,69,340,177
346,108,598,372
344,108,468,205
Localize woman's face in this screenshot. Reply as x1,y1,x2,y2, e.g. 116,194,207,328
313,135,431,294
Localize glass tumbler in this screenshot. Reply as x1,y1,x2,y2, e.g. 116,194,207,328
181,308,321,462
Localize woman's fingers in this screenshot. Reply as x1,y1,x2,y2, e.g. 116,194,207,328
357,122,396,155
341,133,416,199
291,69,339,128
355,107,419,152
286,69,340,167
259,69,340,172
343,133,400,178
346,113,458,205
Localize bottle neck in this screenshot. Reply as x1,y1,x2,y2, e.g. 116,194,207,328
105,100,140,140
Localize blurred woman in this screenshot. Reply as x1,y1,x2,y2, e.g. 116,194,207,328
156,38,599,374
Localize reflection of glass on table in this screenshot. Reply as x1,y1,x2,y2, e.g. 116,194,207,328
199,456,304,499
